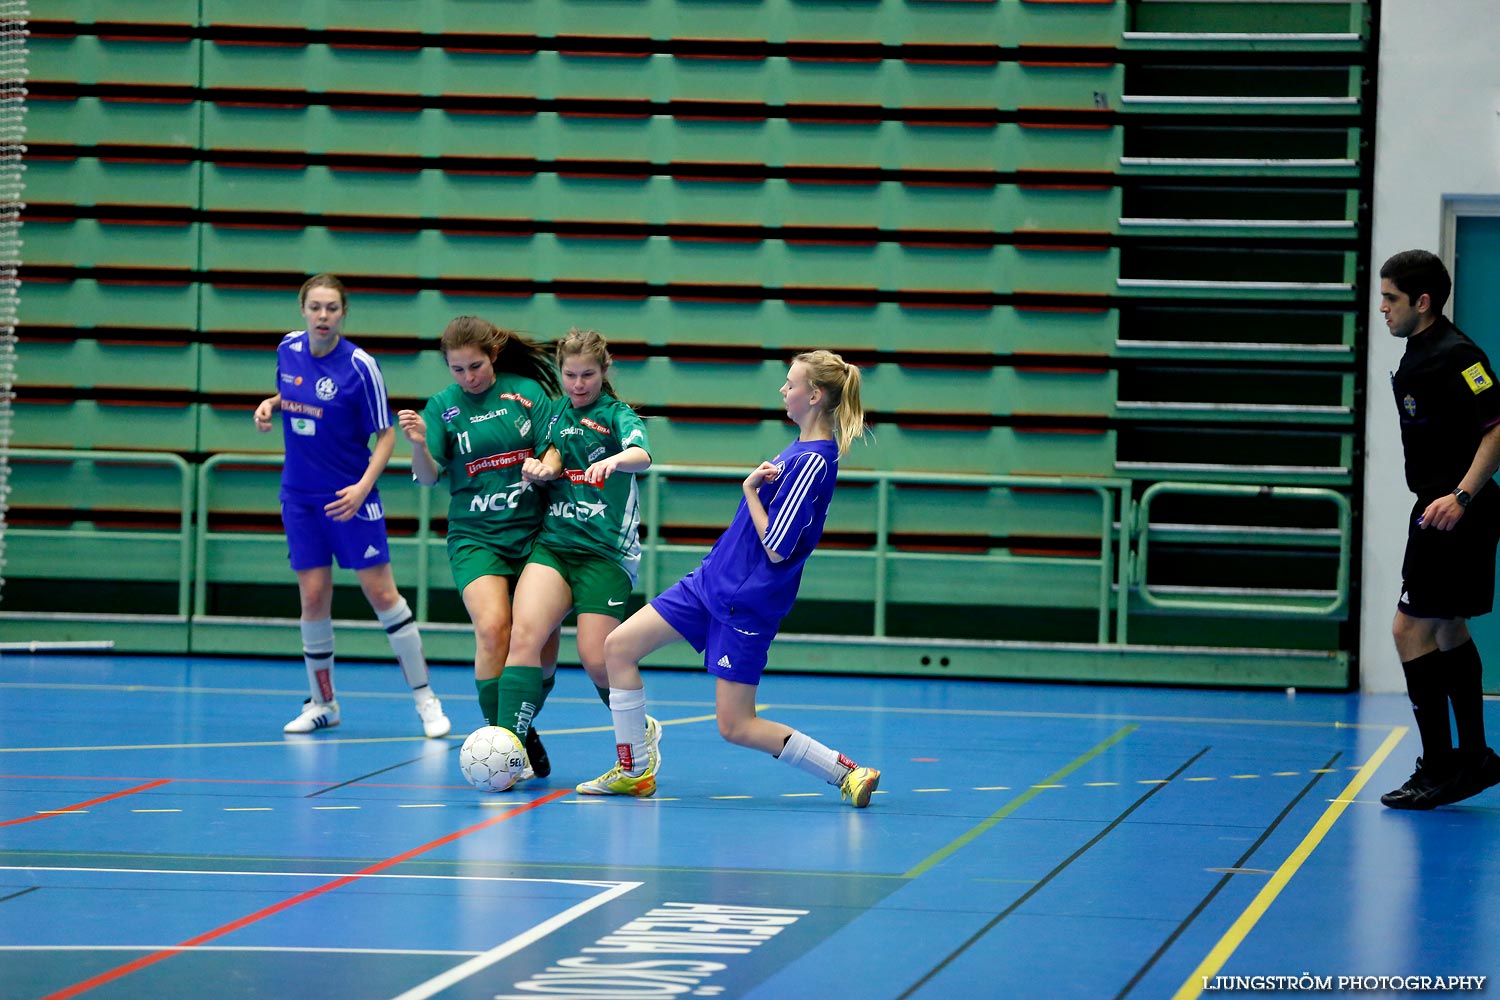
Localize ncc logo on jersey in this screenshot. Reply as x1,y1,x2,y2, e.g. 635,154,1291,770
315,377,338,401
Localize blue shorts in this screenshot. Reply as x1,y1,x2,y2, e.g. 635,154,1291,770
282,498,390,572
650,571,775,686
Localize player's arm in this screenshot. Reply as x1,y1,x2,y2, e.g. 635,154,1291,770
253,392,282,433
1422,422,1500,530
326,425,396,522
742,462,785,563
522,445,563,483
397,408,443,486
583,445,651,485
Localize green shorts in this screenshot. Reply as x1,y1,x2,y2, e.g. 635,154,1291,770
527,541,633,618
448,538,528,594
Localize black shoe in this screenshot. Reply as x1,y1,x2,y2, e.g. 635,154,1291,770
1471,747,1500,792
525,726,551,779
1380,756,1468,810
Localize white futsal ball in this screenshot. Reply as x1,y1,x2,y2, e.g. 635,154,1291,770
459,726,528,792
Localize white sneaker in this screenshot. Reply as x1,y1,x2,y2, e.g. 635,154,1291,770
645,715,663,771
284,699,340,734
416,696,451,739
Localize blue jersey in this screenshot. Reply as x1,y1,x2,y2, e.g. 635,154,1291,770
275,331,392,508
693,438,839,632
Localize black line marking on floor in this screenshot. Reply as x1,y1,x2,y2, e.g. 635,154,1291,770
0,886,40,904
1112,749,1342,1000
304,744,460,798
897,746,1212,1000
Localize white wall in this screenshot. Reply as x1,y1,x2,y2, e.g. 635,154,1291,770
1364,0,1500,690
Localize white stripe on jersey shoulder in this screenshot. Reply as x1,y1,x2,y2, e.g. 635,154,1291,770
280,330,307,347
350,346,393,429
763,452,827,551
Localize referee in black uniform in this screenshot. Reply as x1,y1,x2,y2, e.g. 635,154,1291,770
1381,249,1500,808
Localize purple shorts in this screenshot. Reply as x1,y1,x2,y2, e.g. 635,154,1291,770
650,571,776,686
282,498,390,572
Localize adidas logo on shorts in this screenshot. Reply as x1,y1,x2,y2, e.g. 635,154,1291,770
717,654,732,668
363,545,380,558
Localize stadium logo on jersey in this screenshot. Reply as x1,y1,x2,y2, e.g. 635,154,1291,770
1464,362,1494,394
557,426,586,437
1403,393,1417,417
283,400,324,418
548,498,609,521
290,417,316,436
315,377,338,401
465,448,531,477
441,406,461,424
581,418,610,435
499,392,534,408
469,409,503,423
470,480,532,512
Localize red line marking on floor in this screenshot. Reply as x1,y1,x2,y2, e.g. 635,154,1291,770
41,788,573,1000
0,779,172,827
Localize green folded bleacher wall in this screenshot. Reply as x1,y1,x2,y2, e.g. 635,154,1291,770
3,0,1375,687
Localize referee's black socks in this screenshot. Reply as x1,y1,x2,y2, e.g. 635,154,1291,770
1401,648,1455,769
1440,638,1488,757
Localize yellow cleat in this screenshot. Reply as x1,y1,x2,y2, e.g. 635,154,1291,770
576,759,657,797
839,766,880,808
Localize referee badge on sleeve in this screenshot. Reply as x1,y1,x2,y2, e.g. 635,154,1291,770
1463,362,1495,394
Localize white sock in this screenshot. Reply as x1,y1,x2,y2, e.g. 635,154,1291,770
300,618,335,703
609,686,650,775
779,730,853,786
375,598,431,698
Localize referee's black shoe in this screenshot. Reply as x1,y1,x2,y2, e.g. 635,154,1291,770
525,726,552,779
1380,756,1468,810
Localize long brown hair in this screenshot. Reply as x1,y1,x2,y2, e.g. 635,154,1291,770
440,316,559,396
795,350,867,457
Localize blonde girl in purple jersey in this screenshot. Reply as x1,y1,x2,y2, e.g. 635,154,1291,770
577,350,880,807
253,274,450,739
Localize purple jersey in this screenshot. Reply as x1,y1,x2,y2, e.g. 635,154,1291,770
275,331,392,507
692,438,839,633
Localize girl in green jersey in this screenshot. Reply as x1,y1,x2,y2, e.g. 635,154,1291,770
397,317,563,774
507,329,662,780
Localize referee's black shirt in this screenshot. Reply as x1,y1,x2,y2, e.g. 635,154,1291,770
1392,316,1500,496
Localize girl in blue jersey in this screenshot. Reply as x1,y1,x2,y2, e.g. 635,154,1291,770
253,274,450,739
577,350,880,807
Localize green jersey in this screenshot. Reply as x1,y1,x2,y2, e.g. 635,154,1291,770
537,393,651,583
421,374,549,561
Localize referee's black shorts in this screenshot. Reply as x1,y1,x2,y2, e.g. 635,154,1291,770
1399,483,1500,619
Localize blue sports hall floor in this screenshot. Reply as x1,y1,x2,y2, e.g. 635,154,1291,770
1,652,1497,999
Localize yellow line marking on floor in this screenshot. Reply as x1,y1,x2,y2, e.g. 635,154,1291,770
1137,779,1170,785
1310,768,1337,773
1031,783,1066,789
1185,777,1216,783
1230,774,1259,780
1084,781,1118,787
1273,771,1300,776
903,725,1136,880
1171,725,1407,1000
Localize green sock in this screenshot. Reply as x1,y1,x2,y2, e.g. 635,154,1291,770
595,684,612,707
538,673,557,715
476,676,501,727
498,665,544,741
